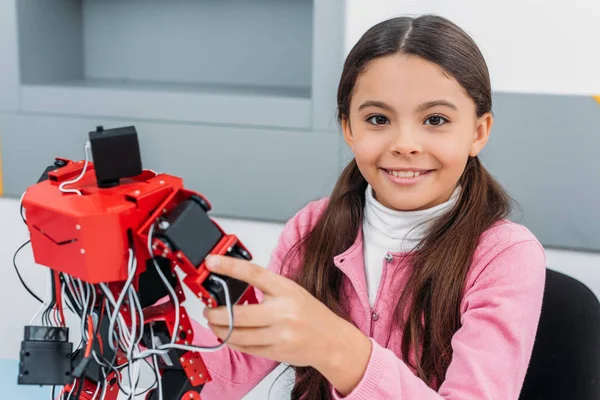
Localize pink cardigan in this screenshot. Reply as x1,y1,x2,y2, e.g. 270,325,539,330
192,197,546,399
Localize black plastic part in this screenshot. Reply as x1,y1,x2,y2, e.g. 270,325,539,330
89,125,143,188
202,247,252,306
19,326,73,386
141,321,185,371
190,194,209,212
71,356,90,378
147,369,203,400
155,198,223,267
138,256,178,308
24,326,69,342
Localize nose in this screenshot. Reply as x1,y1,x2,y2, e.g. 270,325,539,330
389,126,422,156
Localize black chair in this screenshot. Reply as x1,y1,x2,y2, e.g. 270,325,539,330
520,269,600,400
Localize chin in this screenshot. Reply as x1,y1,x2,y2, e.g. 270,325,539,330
376,190,432,211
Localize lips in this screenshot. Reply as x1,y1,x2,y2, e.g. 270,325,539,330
381,168,434,186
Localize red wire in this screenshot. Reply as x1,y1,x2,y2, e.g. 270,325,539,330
96,301,105,354
84,315,94,358
53,270,66,327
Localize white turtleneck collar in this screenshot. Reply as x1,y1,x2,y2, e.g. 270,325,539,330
364,184,461,253
362,184,461,306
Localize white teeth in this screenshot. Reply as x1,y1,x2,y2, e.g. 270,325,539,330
387,170,424,178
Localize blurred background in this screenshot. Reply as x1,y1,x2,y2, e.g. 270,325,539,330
0,0,598,399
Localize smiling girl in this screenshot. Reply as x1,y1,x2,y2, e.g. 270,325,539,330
194,14,546,399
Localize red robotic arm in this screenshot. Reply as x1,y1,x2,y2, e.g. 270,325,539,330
18,126,256,399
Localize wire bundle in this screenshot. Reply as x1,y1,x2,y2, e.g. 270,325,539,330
16,142,236,399
16,225,235,400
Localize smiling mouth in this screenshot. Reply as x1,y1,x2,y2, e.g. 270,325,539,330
382,168,434,178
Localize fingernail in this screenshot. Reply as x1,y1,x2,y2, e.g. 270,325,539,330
205,255,220,270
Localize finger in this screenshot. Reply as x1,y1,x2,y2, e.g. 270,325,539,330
205,255,288,296
204,303,274,328
209,324,274,347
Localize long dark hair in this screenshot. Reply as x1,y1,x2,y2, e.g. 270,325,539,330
285,14,512,399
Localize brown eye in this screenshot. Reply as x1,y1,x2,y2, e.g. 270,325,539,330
425,115,448,126
367,115,389,125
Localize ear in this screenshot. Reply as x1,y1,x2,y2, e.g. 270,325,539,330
341,114,354,150
469,112,493,157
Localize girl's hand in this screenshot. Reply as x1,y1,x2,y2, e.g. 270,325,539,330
202,254,372,395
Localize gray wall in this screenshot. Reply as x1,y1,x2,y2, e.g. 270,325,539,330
1,0,598,253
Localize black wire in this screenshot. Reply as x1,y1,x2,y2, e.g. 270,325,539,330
20,202,26,224
73,376,84,400
13,240,43,303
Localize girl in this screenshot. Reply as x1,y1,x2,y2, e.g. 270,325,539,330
194,14,546,399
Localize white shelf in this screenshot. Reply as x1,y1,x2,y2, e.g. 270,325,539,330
21,79,312,128
16,0,315,129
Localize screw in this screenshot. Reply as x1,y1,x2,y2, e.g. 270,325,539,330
190,359,194,364
199,374,203,379
134,190,140,195
158,220,170,230
191,376,194,381
54,169,58,173
188,330,192,334
180,357,185,362
76,224,81,230
190,394,194,399
80,249,85,254
159,180,165,185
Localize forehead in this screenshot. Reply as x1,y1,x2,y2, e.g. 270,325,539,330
351,54,471,110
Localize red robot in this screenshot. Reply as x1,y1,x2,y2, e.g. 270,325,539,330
16,126,256,399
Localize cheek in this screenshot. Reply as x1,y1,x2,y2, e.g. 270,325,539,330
351,134,384,165
426,133,472,172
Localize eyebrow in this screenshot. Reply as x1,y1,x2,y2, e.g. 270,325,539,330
416,100,458,112
357,100,395,112
357,99,458,113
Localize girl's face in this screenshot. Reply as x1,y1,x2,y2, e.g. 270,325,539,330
342,54,493,211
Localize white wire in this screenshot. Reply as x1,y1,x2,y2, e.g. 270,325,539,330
64,275,83,310
107,249,136,352
30,272,52,325
98,368,108,400
19,191,27,223
147,223,180,345
135,275,234,359
126,287,141,400
66,380,75,400
59,141,91,196
90,381,101,400
150,323,164,400
100,285,132,351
